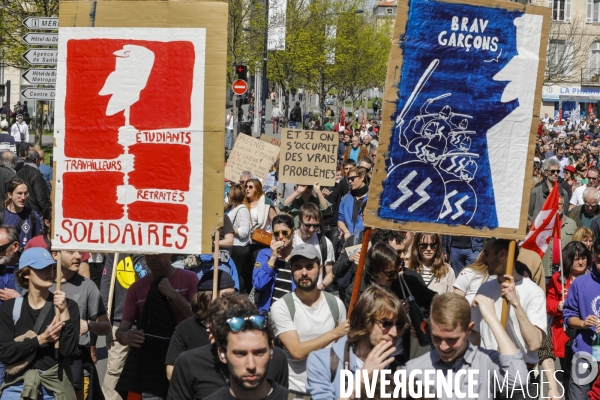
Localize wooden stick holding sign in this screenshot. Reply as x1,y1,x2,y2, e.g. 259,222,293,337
106,253,120,318
348,228,372,318
213,231,220,300
55,251,62,358
500,240,517,328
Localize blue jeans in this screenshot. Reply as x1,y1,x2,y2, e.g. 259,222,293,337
289,121,298,129
225,129,234,149
449,247,480,276
1,379,54,400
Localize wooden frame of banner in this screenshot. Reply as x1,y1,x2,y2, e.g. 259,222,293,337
363,0,551,240
57,0,226,254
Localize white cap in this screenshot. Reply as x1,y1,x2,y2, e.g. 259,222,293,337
0,120,8,129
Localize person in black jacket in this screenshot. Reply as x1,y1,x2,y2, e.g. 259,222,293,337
16,150,50,216
168,294,289,400
0,152,16,204
165,270,236,380
0,247,80,399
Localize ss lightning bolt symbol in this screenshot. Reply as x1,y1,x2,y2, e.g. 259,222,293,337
439,190,470,220
390,170,431,212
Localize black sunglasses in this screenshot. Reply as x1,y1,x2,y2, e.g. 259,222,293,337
382,268,400,278
348,176,360,182
376,319,402,330
302,222,320,229
0,241,14,252
418,243,437,250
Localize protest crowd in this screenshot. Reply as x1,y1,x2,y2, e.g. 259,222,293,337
0,97,598,400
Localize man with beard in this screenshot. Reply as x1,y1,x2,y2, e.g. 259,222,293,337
270,244,349,395
200,295,288,400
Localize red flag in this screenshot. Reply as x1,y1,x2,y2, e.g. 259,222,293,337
340,109,345,132
559,108,563,125
521,183,560,258
589,103,594,117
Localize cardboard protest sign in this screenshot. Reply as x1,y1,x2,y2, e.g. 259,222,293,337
53,1,228,253
364,0,550,239
224,135,280,182
260,133,281,148
279,128,337,186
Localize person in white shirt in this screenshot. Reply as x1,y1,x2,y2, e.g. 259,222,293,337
269,244,348,395
470,238,546,400
10,114,29,145
225,109,234,150
292,203,335,290
569,166,600,209
453,256,494,305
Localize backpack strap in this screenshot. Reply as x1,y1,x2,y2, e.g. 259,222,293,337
322,292,340,328
32,300,52,334
282,293,295,322
317,233,328,276
330,347,339,383
0,208,4,225
12,296,23,325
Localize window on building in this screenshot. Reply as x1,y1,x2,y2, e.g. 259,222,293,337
548,39,573,76
588,0,600,22
550,0,571,22
590,42,600,80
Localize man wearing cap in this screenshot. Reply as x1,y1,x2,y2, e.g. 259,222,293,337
0,120,15,154
270,243,348,395
10,114,29,146
50,249,111,399
165,269,236,380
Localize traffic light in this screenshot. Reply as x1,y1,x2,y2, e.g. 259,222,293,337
0,85,5,97
235,65,248,81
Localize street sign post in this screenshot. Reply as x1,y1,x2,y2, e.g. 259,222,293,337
21,88,55,100
22,49,57,65
22,68,56,85
22,17,59,30
232,79,248,95
22,33,58,46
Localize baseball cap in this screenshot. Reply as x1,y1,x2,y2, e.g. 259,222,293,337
19,248,56,270
564,165,576,174
289,243,321,264
0,121,8,129
197,269,235,291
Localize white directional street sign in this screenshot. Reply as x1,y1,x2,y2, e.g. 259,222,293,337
22,33,58,46
22,49,57,65
22,17,59,30
21,88,55,100
22,68,56,85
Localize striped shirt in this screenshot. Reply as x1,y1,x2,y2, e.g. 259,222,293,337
272,259,293,302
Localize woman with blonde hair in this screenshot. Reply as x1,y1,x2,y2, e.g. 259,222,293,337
453,252,493,305
407,232,455,295
572,227,593,251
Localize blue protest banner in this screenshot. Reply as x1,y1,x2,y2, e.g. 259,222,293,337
365,0,550,238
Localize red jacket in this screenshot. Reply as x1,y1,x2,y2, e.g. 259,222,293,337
590,372,600,400
546,271,573,358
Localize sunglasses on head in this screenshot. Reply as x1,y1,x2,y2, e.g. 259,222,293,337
418,243,437,250
226,315,267,332
273,229,291,238
0,241,13,252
